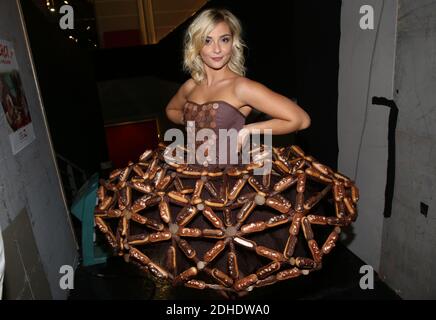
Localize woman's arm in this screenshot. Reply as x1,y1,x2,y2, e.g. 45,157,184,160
234,78,311,135
165,79,196,125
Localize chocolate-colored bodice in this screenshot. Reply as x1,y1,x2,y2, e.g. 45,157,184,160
183,100,246,166
183,100,246,131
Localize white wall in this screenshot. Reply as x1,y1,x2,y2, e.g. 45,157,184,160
338,0,398,271
379,0,436,299
0,0,78,299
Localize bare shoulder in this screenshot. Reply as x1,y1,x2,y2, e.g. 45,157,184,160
234,76,257,89
179,78,197,98
233,77,269,101
166,78,197,112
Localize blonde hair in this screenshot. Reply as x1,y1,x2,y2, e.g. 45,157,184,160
183,8,246,83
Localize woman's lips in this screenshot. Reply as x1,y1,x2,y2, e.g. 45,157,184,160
211,57,223,61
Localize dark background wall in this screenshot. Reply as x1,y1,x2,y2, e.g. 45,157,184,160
20,0,108,176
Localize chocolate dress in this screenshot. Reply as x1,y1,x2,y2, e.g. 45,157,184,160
94,100,359,295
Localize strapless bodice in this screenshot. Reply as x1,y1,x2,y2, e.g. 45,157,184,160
182,100,246,167
183,100,246,132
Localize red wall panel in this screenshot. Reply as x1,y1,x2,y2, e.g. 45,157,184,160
105,119,159,168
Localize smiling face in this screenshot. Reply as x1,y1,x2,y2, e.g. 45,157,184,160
200,21,233,71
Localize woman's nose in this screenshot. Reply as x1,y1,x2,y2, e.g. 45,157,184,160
212,42,221,53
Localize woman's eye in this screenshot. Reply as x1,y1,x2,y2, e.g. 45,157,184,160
222,37,230,43
205,38,211,44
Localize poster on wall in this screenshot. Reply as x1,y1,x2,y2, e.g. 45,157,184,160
0,39,35,155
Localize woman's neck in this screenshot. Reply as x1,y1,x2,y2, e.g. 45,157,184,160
203,65,235,87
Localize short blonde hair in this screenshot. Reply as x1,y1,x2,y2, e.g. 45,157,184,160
183,8,246,83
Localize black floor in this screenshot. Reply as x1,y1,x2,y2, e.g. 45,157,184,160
68,243,401,300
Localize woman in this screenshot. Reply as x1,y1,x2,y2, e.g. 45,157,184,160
95,8,358,299
166,8,310,159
